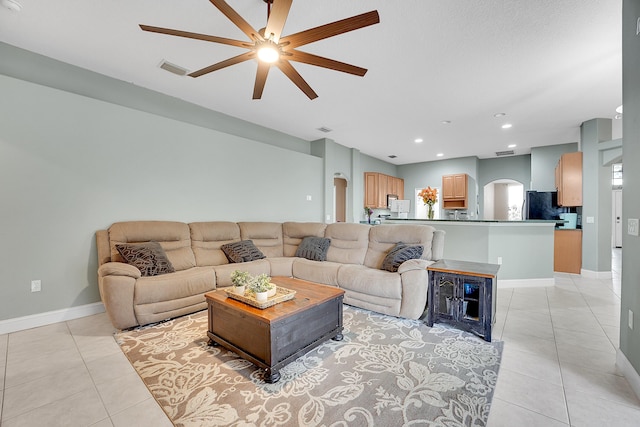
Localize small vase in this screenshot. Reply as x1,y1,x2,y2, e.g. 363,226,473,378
267,286,277,298
428,205,434,219
255,291,268,302
233,285,245,295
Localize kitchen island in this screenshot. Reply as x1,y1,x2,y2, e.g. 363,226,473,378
385,219,557,285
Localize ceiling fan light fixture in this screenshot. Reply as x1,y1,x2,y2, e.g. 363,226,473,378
256,41,280,63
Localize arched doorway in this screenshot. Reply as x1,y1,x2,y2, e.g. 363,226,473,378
334,177,347,222
483,179,524,220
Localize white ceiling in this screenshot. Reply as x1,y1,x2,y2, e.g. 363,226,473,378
0,0,623,165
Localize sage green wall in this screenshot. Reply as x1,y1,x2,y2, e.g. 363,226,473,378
530,143,578,191
0,74,324,322
477,155,532,219
581,119,613,274
0,43,310,156
620,0,640,379
312,138,359,223
398,157,479,218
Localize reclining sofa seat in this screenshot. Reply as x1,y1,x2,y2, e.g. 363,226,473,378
96,220,444,329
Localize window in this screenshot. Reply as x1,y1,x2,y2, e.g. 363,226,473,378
612,163,623,187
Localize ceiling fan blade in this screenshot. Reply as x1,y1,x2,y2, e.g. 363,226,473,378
139,25,249,48
253,62,271,99
209,0,261,41
288,50,368,76
264,0,292,42
276,60,318,100
281,10,379,49
189,51,254,78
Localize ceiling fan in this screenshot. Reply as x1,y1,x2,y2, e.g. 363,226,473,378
140,0,380,100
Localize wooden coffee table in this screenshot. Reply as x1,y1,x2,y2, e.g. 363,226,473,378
205,276,345,383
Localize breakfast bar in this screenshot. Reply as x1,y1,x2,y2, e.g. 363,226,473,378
386,219,557,285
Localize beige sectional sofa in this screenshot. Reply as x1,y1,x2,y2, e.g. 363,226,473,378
96,221,444,329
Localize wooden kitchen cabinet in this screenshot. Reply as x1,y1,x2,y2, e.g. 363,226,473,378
554,229,582,274
364,172,404,208
442,173,468,209
555,152,582,207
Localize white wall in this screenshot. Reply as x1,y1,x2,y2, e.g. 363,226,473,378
0,75,323,321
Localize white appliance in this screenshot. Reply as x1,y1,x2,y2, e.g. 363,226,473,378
390,199,411,219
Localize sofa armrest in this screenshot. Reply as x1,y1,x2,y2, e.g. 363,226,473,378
98,262,141,279
431,230,445,260
397,258,433,274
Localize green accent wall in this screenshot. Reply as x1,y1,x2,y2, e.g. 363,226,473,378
620,0,640,382
0,73,323,322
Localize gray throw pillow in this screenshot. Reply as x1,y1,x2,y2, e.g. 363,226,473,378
382,243,424,272
221,240,266,263
295,236,331,261
116,241,175,277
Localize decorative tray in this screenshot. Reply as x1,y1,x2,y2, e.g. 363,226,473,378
224,285,296,309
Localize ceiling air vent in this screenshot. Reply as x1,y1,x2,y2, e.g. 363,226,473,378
158,60,189,76
495,150,515,157
317,126,333,133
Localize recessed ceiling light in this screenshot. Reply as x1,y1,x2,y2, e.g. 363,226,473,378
436,153,444,157
508,144,517,148
615,114,623,120
494,113,506,118
501,123,512,129
616,105,623,114
441,120,452,125
414,138,423,143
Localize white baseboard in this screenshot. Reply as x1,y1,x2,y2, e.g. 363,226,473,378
498,277,555,288
0,302,105,335
581,269,612,279
617,349,640,401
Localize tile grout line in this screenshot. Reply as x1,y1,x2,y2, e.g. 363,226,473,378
546,280,573,427
66,319,116,427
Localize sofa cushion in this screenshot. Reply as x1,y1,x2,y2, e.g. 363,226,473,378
221,240,266,263
109,221,196,271
295,236,331,261
364,224,436,268
292,258,341,287
189,221,241,266
381,243,424,273
283,222,327,256
238,222,284,258
116,241,175,277
337,264,403,317
324,223,370,265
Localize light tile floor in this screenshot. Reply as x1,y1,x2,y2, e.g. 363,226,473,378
1,250,638,426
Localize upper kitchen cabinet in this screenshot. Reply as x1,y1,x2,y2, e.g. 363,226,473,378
555,152,582,206
364,172,404,208
442,173,468,209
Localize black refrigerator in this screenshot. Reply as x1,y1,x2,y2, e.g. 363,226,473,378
524,191,567,220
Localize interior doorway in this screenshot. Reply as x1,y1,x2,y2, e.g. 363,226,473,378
334,177,347,222
483,179,524,220
613,190,623,248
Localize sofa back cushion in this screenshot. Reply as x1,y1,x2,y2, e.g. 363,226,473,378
282,222,327,257
108,221,196,271
189,222,241,266
324,223,370,265
364,224,436,269
238,222,284,258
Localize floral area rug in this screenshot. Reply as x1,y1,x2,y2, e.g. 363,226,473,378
115,306,503,427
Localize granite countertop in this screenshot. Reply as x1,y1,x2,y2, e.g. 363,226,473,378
385,218,561,224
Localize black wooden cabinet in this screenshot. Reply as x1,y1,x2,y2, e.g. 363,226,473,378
427,260,499,342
